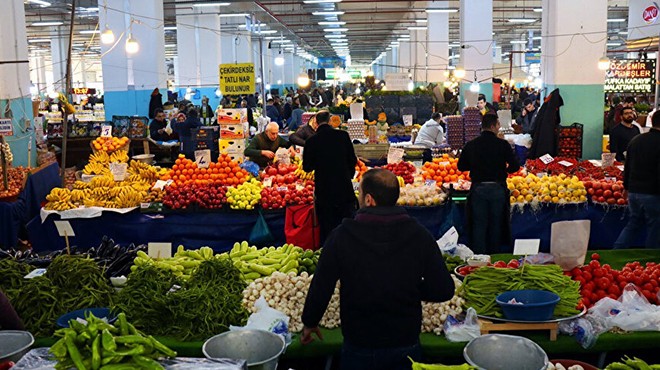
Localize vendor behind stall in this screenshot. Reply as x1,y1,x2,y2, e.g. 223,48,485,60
149,108,176,141
244,122,292,167
175,108,201,158
413,112,445,148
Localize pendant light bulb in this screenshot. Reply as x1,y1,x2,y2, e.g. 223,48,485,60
100,25,115,44
598,55,611,71
297,72,310,87
125,33,139,54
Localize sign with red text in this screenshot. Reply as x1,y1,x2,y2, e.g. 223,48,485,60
643,5,659,24
604,59,656,93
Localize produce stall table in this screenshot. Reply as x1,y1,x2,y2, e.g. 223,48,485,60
0,162,60,248
27,200,635,253
30,249,660,365
48,137,152,168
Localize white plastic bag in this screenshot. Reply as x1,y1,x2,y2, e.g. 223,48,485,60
230,296,292,346
587,284,660,332
437,227,474,261
550,220,590,270
443,307,481,342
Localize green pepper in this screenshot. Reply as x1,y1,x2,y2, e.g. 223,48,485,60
101,329,117,352
92,336,101,370
606,362,633,370
99,364,139,370
117,313,129,336
49,339,68,358
114,335,151,345
65,332,88,370
70,320,87,334
148,336,176,358
132,355,165,370
111,344,146,356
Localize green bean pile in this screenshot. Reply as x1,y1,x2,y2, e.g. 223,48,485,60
459,264,582,318
11,276,60,336
0,259,33,302
115,258,249,341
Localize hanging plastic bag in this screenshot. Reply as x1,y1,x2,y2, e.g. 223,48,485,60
550,220,590,270
443,307,481,342
249,210,274,246
240,161,260,178
230,296,292,347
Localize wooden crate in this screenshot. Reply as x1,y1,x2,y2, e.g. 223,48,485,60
353,144,389,161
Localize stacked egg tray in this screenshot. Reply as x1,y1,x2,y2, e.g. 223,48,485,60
463,107,483,143
445,115,464,150
347,119,367,141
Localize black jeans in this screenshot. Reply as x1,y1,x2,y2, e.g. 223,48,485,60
316,200,356,245
469,182,508,254
340,341,422,370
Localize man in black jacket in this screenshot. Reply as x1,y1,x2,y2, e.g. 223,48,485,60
289,113,319,147
458,113,520,254
303,111,357,243
301,169,455,370
614,112,660,249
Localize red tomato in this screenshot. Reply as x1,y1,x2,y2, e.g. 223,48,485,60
591,253,601,260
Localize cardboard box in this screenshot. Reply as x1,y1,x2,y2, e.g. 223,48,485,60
216,108,247,125
219,123,247,139
228,153,244,164
219,138,246,154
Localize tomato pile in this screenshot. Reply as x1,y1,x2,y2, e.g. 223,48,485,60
381,161,416,184
260,180,315,210
583,179,628,205
262,163,299,185
456,259,521,276
524,158,624,182
0,167,29,200
567,254,660,308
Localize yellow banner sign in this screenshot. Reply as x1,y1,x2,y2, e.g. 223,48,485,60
219,63,255,95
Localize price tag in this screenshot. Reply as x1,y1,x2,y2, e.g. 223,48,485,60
439,161,450,167
513,239,540,256
387,147,405,164
24,268,47,279
536,172,548,178
54,221,75,237
352,181,360,191
277,186,287,192
101,124,113,137
295,184,304,191
617,165,624,171
0,118,13,136
140,203,151,209
148,242,172,259
539,154,554,164
605,176,617,182
558,160,574,167
601,153,615,168
109,162,128,181
262,177,273,187
195,149,211,169
403,114,413,126
425,179,437,187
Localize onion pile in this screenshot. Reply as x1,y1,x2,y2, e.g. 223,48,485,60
421,276,464,334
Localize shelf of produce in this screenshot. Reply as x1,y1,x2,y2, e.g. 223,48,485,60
47,137,151,168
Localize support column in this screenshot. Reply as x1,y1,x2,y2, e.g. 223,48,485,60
283,52,295,86
513,43,525,71
413,29,427,84
427,2,449,83
398,38,411,74
99,0,167,119
493,43,502,64
0,0,34,167
30,55,48,96
50,31,69,93
542,0,607,159
176,5,222,108
459,0,493,104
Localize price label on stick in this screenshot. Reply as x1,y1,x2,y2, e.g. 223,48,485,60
195,149,211,169
387,147,405,164
558,160,574,167
539,154,554,165
513,239,540,255
54,221,75,237
109,162,128,182
101,125,113,137
403,115,413,127
148,242,172,259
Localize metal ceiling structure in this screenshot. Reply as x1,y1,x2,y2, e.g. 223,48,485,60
23,0,632,67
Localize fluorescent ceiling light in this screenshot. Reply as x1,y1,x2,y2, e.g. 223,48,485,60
618,31,628,35
415,19,428,23
164,26,177,31
408,26,427,30
324,28,348,32
312,11,344,15
80,30,100,34
607,18,626,22
425,8,458,13
304,0,342,3
28,39,51,43
255,30,277,34
510,40,527,44
397,38,410,41
264,36,280,40
193,2,230,7
386,47,392,50
533,8,542,12
165,44,176,48
219,13,249,17
272,39,292,43
532,36,542,40
319,21,346,25
398,34,410,38
508,18,537,23
27,0,51,6
31,21,64,26
606,42,621,46
325,34,346,38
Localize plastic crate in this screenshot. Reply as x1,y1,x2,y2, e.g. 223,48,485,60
68,122,89,138
112,116,130,137
558,123,583,158
128,116,149,138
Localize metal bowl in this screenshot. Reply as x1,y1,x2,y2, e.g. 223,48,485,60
132,154,155,164
464,334,548,370
202,330,285,370
0,331,34,363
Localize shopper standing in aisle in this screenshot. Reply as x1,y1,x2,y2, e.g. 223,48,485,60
614,112,660,249
302,111,357,244
244,122,292,168
514,98,539,135
289,113,318,147
610,107,641,162
199,96,214,126
175,108,201,159
458,114,520,254
265,98,283,128
301,169,455,370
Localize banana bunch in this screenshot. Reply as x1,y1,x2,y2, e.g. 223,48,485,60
45,200,76,211
109,150,129,163
46,188,72,202
115,187,145,208
89,151,110,164
83,198,108,208
130,182,151,192
73,181,90,190
90,175,115,189
82,161,109,176
294,163,315,181
91,187,112,199
128,160,159,183
396,176,405,187
70,189,92,203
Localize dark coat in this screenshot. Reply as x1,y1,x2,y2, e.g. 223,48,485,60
289,124,316,147
303,124,357,205
148,90,163,119
528,88,564,159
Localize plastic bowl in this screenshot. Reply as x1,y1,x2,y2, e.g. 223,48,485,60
203,330,285,370
496,289,560,321
56,307,117,328
464,334,548,370
0,331,34,363
132,154,155,164
549,359,598,370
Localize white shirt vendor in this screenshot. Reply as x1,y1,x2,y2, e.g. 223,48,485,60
414,113,445,148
